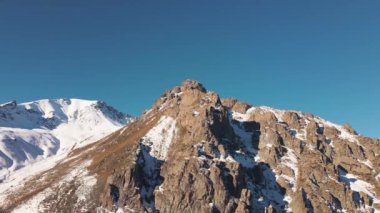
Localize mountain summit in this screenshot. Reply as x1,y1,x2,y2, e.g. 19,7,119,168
1,81,379,213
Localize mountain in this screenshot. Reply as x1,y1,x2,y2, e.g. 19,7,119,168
0,99,132,183
1,81,379,213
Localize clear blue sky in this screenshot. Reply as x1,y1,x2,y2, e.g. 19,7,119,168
0,0,379,138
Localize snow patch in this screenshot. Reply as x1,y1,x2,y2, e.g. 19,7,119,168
140,116,177,160
174,92,183,97
376,174,380,181
253,106,285,122
338,168,380,206
116,208,125,213
359,159,373,169
75,175,97,202
315,117,358,143
281,148,299,192
192,110,200,117
284,195,292,212
250,164,289,212
229,110,256,154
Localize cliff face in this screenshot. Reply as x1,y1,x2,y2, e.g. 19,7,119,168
1,80,379,213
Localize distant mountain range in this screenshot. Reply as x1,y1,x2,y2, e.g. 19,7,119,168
0,81,379,213
0,99,133,182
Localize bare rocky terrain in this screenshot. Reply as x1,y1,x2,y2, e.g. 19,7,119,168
1,80,379,213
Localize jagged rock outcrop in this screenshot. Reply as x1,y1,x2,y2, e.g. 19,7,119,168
1,80,379,213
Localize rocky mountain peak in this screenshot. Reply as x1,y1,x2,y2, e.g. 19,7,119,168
160,79,208,98
1,82,379,213
180,79,207,93
149,80,221,118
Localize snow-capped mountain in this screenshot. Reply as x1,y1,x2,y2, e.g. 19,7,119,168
0,81,379,213
0,99,132,182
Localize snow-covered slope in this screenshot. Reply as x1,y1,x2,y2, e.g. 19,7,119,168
0,99,132,182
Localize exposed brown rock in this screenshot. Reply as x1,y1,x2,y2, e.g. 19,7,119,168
221,98,251,114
